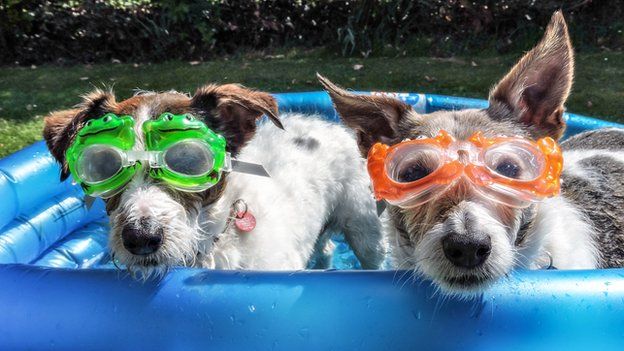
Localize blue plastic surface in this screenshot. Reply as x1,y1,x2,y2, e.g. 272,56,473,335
0,189,105,264
1,265,624,350
32,220,110,268
0,142,76,229
0,92,623,350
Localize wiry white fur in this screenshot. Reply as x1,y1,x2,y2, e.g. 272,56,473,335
110,113,385,276
522,196,599,269
199,114,386,270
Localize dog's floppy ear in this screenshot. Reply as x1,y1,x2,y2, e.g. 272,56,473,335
190,84,282,156
489,11,573,140
42,89,117,181
318,73,413,157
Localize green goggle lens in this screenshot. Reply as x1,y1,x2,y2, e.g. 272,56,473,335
76,145,124,183
163,140,215,177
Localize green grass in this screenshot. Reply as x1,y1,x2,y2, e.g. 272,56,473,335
1,51,622,157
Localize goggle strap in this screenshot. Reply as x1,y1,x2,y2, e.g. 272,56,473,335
230,158,270,178
376,200,387,217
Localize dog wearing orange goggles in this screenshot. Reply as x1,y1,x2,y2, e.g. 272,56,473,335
319,11,624,296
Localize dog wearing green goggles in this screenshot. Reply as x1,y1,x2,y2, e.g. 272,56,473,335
43,84,385,277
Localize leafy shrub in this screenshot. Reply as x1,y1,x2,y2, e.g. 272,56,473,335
0,0,622,65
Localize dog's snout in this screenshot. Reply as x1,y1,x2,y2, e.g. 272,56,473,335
121,218,164,256
442,232,491,268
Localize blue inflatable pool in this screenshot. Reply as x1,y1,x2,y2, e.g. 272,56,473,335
1,92,623,350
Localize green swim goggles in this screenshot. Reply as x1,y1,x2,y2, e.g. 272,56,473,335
66,112,262,198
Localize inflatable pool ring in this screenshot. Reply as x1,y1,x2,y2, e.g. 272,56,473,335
1,92,623,350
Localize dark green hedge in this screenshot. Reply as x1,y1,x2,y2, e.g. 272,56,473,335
1,0,622,65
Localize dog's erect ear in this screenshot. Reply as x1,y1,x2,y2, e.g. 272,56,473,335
489,11,573,139
42,89,117,181
190,84,282,156
318,73,413,157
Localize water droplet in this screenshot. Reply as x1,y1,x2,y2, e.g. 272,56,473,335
298,328,310,339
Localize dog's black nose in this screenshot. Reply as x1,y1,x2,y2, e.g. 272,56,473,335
121,218,164,256
442,233,491,268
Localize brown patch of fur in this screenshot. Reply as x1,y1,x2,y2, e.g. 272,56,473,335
115,93,190,117
191,84,282,155
42,108,80,176
43,90,118,180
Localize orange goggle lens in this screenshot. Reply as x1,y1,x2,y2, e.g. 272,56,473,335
367,130,563,208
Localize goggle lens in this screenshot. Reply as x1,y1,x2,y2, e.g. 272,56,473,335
163,140,215,177
76,145,124,183
386,145,442,183
483,142,544,181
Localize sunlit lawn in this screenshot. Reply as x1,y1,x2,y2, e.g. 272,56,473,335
1,51,622,157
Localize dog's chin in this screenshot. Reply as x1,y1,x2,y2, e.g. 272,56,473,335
114,251,192,281
126,262,169,281
435,273,499,297
416,258,507,297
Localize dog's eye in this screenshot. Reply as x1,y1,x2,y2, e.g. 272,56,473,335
387,146,440,183
397,163,432,182
494,159,521,179
484,143,543,181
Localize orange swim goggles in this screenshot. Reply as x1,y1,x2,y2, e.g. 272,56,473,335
367,130,563,208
